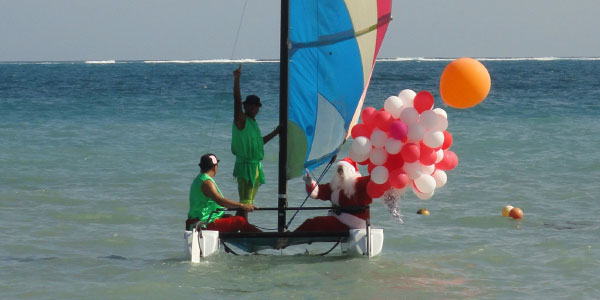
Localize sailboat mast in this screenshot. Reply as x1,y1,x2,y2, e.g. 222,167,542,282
277,0,289,232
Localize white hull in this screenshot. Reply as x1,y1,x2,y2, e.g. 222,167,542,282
185,228,384,263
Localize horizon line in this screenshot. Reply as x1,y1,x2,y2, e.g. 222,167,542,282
2,56,600,64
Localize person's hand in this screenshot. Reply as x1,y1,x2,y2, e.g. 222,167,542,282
241,203,255,212
233,64,242,78
302,169,313,186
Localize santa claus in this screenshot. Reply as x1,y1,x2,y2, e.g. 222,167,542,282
293,157,372,232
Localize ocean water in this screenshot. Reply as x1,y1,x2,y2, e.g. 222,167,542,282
1,59,599,299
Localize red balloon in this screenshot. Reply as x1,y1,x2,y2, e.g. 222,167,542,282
357,157,370,166
419,142,437,165
389,169,409,189
442,131,453,150
375,110,393,132
413,91,434,114
400,143,420,163
367,180,390,199
384,153,405,171
436,150,458,170
361,107,377,125
351,123,371,138
367,162,376,174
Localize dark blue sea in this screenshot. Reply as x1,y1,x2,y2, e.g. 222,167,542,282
1,58,599,299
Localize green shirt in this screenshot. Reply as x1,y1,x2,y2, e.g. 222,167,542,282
231,118,265,185
187,173,225,226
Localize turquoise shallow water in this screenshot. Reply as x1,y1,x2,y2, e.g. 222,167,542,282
1,59,599,299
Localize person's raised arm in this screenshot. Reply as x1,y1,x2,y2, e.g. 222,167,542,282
201,179,255,212
233,64,246,130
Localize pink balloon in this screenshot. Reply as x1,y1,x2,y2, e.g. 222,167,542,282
375,110,393,132
400,143,420,163
367,180,390,199
436,150,458,170
389,169,409,189
361,107,377,125
413,91,434,114
442,131,453,150
419,142,437,165
389,120,408,140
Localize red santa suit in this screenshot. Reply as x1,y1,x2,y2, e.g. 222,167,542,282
294,158,373,232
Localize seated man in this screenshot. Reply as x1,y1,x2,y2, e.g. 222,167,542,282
294,157,372,232
186,153,260,233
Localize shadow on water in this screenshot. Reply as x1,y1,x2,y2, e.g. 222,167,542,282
543,220,597,230
2,256,56,262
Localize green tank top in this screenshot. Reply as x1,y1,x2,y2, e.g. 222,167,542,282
231,118,266,185
187,173,225,225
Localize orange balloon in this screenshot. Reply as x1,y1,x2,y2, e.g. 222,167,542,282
440,57,491,109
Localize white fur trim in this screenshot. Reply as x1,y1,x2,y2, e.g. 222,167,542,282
328,211,367,229
331,189,340,205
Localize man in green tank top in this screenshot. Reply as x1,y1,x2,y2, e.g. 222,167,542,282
186,153,260,233
232,64,280,220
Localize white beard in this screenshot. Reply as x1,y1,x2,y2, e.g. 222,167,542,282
330,164,359,198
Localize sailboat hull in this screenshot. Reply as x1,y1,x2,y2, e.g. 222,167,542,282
185,228,384,262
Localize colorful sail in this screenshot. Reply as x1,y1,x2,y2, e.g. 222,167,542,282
286,0,392,179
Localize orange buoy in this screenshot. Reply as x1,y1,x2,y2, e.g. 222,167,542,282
440,57,491,109
509,207,523,220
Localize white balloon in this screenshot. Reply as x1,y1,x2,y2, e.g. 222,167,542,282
421,163,435,175
403,162,422,179
398,89,416,108
414,174,436,194
400,107,419,125
433,108,447,119
370,129,388,149
351,136,372,156
371,166,389,184
423,130,444,148
414,189,434,200
384,138,403,155
435,149,444,163
369,148,388,165
384,96,404,119
349,146,370,163
433,114,448,131
419,110,439,130
407,123,425,142
432,170,447,188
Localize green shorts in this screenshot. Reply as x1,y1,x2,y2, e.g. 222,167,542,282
237,177,260,205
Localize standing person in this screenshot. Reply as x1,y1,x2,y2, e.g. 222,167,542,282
186,153,261,233
231,64,280,220
294,157,373,232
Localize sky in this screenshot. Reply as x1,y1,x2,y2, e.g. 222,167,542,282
1,0,600,61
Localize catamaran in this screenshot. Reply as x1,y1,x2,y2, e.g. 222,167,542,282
186,0,392,263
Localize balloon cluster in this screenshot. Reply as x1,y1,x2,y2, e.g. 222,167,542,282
349,89,458,200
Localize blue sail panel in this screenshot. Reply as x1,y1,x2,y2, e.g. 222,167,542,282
287,0,391,179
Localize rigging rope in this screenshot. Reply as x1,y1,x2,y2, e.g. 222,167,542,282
205,0,248,152
285,155,337,229
230,0,248,60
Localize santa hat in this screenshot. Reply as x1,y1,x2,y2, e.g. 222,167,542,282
338,157,359,174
